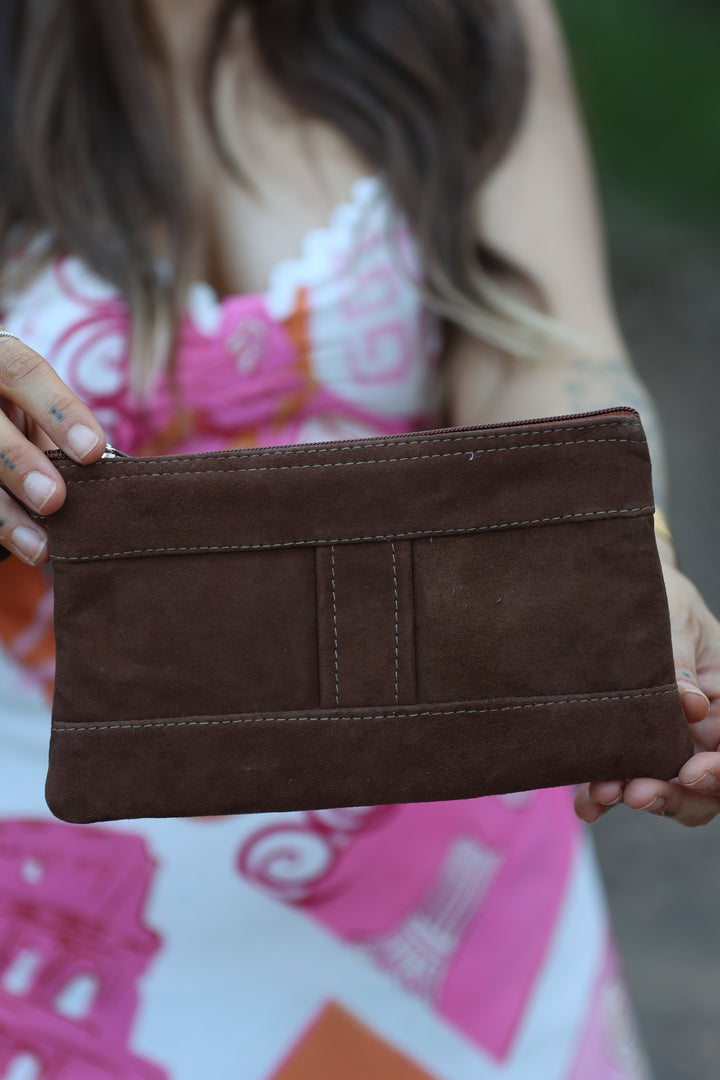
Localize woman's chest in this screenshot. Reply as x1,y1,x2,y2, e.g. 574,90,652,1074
173,39,375,300
3,174,441,456
4,41,442,454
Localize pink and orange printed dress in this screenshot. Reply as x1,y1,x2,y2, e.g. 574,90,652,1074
0,179,650,1079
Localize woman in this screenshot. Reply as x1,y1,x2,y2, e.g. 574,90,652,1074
0,1,718,1077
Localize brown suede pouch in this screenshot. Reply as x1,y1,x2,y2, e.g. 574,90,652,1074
44,408,691,823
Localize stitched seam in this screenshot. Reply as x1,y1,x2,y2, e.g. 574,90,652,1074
64,436,644,485
409,539,418,704
391,541,399,705
331,544,339,707
64,422,640,475
50,505,655,563
51,687,678,732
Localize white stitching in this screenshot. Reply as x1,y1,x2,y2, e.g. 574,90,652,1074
63,422,640,479
50,505,655,563
63,436,643,485
331,544,339,707
391,541,399,705
51,687,678,733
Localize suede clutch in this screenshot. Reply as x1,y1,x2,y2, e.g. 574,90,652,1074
42,408,691,823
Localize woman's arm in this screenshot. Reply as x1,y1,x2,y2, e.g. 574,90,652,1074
446,0,720,826
448,0,669,502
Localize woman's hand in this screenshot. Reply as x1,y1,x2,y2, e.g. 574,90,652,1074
0,331,106,565
575,547,720,828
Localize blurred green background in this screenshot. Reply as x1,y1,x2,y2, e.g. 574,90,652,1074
555,5,720,1080
556,0,720,224
555,0,719,615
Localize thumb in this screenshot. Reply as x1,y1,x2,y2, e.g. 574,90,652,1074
675,657,710,723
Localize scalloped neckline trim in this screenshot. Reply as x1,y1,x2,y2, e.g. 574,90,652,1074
187,174,385,315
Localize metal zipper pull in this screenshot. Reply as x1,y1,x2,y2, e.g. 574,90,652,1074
100,443,130,460
45,442,130,463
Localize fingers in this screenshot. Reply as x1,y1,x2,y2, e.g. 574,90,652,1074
664,567,713,722
622,777,720,828
678,752,720,795
576,772,720,829
0,334,105,564
0,402,54,564
574,781,625,824
0,335,105,465
675,659,711,724
0,484,49,565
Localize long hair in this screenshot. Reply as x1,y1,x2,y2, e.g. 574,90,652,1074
0,0,553,383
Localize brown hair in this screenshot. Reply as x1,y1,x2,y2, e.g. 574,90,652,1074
0,0,540,379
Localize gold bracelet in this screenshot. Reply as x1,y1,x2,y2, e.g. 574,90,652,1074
654,508,675,549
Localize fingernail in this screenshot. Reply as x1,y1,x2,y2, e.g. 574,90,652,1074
677,682,711,706
638,796,665,812
599,793,623,807
12,526,47,565
67,424,100,461
684,772,717,793
23,471,57,512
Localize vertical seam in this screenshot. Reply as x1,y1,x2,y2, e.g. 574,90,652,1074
410,540,418,703
330,544,339,706
314,546,321,707
391,541,399,705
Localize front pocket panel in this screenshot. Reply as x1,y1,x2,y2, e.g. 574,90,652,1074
412,516,677,702
53,549,319,723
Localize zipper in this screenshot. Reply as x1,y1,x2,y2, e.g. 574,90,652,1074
45,443,129,463
44,407,639,465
